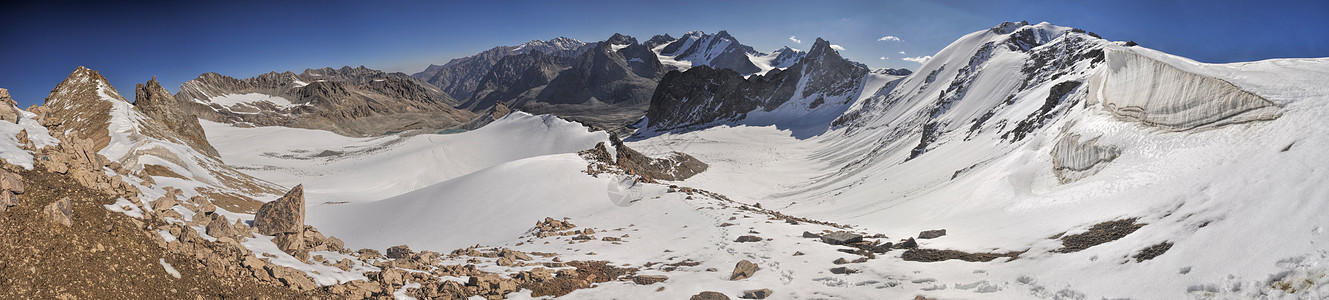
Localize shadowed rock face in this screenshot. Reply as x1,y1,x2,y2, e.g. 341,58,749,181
454,34,666,135
174,66,476,136
413,37,592,100
645,38,869,132
460,51,575,111
134,77,219,157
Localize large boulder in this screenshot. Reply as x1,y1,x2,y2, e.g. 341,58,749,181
385,245,413,259
254,184,305,235
691,291,732,300
918,229,947,239
205,213,241,240
730,259,759,280
820,231,863,245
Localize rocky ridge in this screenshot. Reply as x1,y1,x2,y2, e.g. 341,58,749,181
174,66,476,136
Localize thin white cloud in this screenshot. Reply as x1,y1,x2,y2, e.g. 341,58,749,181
880,56,888,60
902,56,932,64
899,51,906,55
789,36,802,44
830,44,845,51
877,36,901,42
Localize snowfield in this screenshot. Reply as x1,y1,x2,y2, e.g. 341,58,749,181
178,22,1329,299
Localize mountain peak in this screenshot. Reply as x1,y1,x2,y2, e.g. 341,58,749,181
989,20,1030,35
607,33,637,45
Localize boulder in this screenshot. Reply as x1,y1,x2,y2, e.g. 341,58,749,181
150,194,180,213
273,232,307,260
205,214,240,240
385,245,413,259
335,258,354,271
830,267,857,274
266,264,316,291
820,231,863,245
741,289,773,299
43,197,73,227
730,259,759,280
189,196,215,215
254,184,305,235
0,170,24,194
691,291,732,300
802,231,821,238
734,235,763,243
918,229,947,239
899,237,918,249
633,275,668,285
0,191,15,212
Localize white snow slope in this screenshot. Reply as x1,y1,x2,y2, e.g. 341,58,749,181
186,21,1329,299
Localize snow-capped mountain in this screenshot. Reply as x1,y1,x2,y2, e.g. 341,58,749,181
749,46,807,74
174,66,475,136
644,38,882,138
654,30,763,74
412,37,593,100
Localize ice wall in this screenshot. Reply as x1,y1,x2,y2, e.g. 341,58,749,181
1087,49,1280,130
1050,133,1120,184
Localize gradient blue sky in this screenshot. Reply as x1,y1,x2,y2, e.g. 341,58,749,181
2,0,1325,107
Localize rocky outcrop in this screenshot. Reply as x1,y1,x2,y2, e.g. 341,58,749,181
175,66,476,136
134,77,219,157
0,88,21,123
254,185,305,235
646,38,870,132
580,135,708,182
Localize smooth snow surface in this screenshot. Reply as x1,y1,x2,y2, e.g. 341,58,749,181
203,112,607,205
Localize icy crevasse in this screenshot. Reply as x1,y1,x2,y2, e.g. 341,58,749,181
1088,49,1281,130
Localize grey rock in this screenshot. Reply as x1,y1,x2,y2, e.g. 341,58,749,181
385,245,413,259
918,229,947,239
821,231,863,245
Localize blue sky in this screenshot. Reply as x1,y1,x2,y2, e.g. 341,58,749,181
1,0,1325,107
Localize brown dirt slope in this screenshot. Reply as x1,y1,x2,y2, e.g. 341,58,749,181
0,165,329,299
